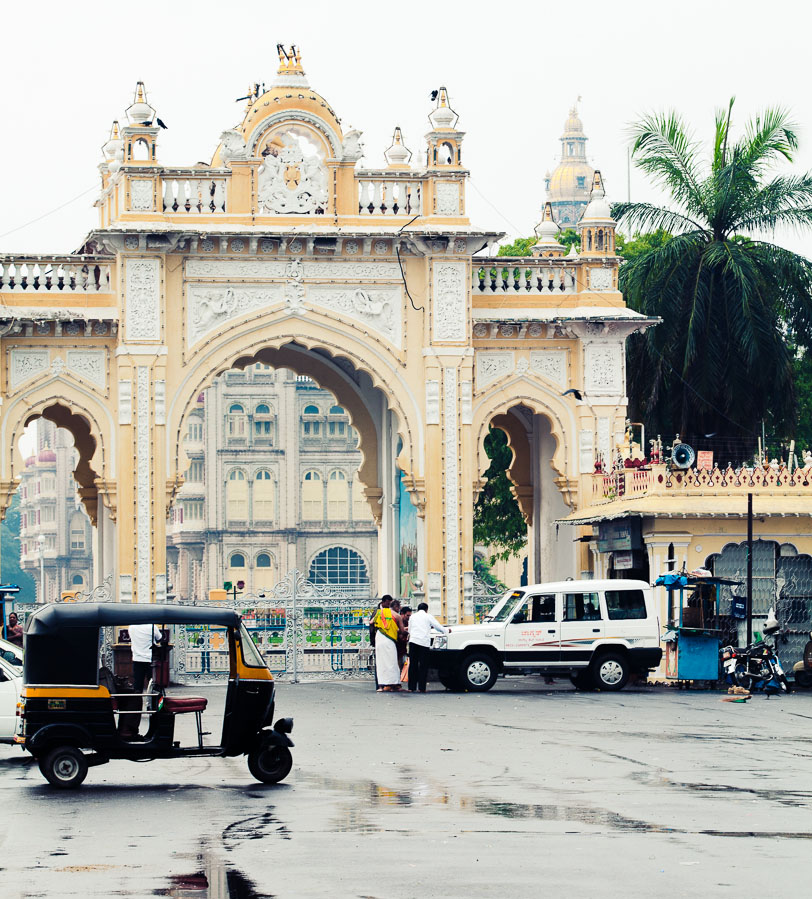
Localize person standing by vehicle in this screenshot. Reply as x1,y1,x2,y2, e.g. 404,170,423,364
6,613,23,648
122,623,162,739
407,602,448,693
372,596,405,692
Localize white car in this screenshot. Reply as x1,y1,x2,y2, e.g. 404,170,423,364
429,579,662,692
0,637,23,669
0,655,21,743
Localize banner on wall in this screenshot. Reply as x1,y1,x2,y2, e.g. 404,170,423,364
398,470,418,599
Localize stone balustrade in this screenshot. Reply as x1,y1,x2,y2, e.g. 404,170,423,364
590,463,812,504
160,172,229,214
473,257,578,295
0,257,113,295
356,173,423,216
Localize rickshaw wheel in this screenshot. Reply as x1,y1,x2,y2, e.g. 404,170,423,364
247,745,292,784
40,746,88,789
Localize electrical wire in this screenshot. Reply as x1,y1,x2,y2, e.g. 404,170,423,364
396,214,424,312
0,183,99,241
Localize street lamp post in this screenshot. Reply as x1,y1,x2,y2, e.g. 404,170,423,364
37,534,46,604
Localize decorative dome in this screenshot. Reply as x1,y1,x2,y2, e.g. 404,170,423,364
126,82,155,126
37,449,57,463
428,87,459,131
561,104,586,139
384,127,412,168
214,46,345,165
581,171,613,221
531,202,563,256
546,101,594,227
25,455,36,468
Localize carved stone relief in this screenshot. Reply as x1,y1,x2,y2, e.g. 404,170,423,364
130,179,154,211
529,350,567,387
476,352,514,389
584,342,623,395
307,285,401,345
257,137,328,214
154,380,166,425
187,284,284,345
8,348,49,389
597,417,611,467
432,261,466,341
460,380,473,425
125,258,161,341
435,182,460,216
186,259,400,280
579,429,595,473
65,350,106,388
119,379,133,425
589,267,613,291
426,380,440,425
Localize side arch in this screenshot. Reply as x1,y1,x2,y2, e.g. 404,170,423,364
0,382,115,523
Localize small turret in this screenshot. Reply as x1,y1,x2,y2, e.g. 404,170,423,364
425,87,465,168
122,82,159,164
577,171,616,255
531,202,564,257
384,127,412,169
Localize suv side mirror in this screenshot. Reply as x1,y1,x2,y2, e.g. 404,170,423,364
512,612,526,624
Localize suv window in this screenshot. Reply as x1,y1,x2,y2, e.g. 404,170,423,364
510,594,556,624
605,589,647,620
564,592,601,621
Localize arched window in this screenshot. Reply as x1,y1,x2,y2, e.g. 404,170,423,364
303,404,320,415
309,547,369,594
228,403,247,439
256,553,272,567
70,512,87,551
597,229,604,251
302,403,321,437
254,470,275,521
227,469,248,522
302,471,323,520
230,553,246,568
327,470,348,520
328,405,347,437
253,403,274,440
71,573,84,586
254,551,275,591
329,405,344,414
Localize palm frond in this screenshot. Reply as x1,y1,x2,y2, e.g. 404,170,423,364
610,201,705,235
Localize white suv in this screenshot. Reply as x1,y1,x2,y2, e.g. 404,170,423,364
429,579,661,692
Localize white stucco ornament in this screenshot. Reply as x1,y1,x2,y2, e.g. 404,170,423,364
219,129,249,165
258,137,328,214
589,267,613,291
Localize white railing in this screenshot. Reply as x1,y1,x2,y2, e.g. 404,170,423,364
161,173,228,214
356,174,422,216
473,257,578,295
0,257,113,294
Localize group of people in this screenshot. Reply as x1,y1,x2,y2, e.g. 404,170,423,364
369,595,448,693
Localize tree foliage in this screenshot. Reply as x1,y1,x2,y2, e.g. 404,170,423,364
473,427,527,563
613,100,812,441
1,492,37,599
498,236,536,257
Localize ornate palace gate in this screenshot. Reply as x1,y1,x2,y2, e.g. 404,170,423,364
0,48,652,620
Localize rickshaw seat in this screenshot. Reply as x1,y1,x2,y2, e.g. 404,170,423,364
162,695,208,714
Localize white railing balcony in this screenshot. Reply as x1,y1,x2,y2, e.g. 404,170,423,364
473,257,578,296
161,172,228,214
0,257,113,295
356,173,422,216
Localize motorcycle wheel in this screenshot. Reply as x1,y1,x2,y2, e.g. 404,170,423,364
734,665,753,692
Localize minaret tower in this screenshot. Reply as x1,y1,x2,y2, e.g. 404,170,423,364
577,171,616,256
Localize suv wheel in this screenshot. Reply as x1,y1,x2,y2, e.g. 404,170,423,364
438,670,463,692
570,670,595,691
459,653,498,692
592,653,630,691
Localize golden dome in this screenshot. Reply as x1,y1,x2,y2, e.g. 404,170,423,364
562,107,585,139
547,159,594,202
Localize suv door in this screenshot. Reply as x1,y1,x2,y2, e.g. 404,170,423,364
504,593,559,667
560,591,604,668
0,661,20,742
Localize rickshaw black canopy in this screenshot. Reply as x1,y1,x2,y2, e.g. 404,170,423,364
25,603,240,635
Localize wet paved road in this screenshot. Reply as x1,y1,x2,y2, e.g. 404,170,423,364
2,678,812,897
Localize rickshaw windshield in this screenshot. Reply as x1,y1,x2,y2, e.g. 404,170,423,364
239,623,267,669
24,626,100,686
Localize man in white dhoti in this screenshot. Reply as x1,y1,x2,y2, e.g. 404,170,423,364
372,595,405,692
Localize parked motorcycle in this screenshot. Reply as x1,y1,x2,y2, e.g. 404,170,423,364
792,631,812,689
720,608,790,694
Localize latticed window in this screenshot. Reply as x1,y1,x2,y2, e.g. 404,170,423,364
327,470,348,520
302,403,322,438
227,469,248,521
186,420,203,442
302,471,322,520
254,470,275,521
184,500,204,520
188,461,205,482
309,546,369,589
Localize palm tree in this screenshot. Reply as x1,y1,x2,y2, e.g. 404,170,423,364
612,100,812,453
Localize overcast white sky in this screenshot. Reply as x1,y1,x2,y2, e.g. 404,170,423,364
1,0,810,255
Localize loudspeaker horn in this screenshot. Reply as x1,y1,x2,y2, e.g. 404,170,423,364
671,442,696,469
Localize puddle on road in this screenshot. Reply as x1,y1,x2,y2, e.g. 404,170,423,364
156,852,273,898
296,770,812,840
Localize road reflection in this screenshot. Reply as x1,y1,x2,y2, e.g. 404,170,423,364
157,852,273,898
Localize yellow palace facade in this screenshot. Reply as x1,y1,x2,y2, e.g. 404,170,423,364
0,49,654,621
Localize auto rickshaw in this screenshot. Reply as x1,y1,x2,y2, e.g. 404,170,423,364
15,603,294,789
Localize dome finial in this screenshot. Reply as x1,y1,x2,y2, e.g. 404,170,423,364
428,87,459,130
531,202,564,257
384,127,412,167
126,81,155,125
276,43,304,75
